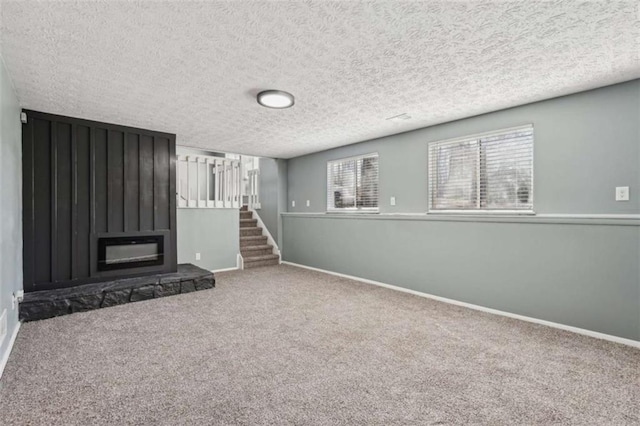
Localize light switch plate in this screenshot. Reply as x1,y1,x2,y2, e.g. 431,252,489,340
390,196,396,206
195,252,201,260
306,200,310,207
615,186,629,201
292,200,295,207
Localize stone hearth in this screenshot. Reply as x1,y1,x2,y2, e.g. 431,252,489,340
20,264,214,322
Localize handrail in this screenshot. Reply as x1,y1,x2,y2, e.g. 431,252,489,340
177,154,242,209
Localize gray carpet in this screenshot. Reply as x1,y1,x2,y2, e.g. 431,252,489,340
0,265,638,425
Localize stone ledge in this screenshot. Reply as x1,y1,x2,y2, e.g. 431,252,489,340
20,264,215,322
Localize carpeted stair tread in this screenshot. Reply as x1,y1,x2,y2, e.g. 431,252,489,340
240,227,263,236
243,255,279,268
243,255,280,269
241,246,273,257
244,254,279,261
240,235,267,241
238,206,280,266
240,236,268,247
241,244,273,252
240,219,258,228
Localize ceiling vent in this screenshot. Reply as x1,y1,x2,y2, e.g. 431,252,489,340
386,113,411,122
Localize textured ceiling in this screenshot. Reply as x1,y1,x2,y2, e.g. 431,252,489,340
1,1,639,159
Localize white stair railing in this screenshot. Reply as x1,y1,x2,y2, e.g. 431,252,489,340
177,154,241,209
247,169,260,209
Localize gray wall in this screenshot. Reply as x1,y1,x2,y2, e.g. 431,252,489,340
283,216,639,340
175,146,240,271
276,159,288,251
0,56,22,368
288,80,639,215
258,157,288,249
258,158,279,242
284,80,640,341
177,209,238,271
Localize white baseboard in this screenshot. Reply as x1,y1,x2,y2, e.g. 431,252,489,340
211,266,239,273
281,261,640,349
0,322,21,381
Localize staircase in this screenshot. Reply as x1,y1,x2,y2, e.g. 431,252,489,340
239,206,280,268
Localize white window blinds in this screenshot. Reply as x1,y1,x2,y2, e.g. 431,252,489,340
327,153,379,211
428,125,534,212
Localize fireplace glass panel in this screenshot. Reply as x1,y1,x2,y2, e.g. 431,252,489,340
97,235,165,271
105,243,159,265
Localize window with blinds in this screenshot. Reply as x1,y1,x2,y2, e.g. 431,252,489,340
428,125,534,213
327,153,379,211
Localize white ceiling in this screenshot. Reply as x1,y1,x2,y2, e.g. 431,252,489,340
1,1,638,159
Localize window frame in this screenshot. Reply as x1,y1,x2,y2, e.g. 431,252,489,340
327,152,380,213
427,124,535,215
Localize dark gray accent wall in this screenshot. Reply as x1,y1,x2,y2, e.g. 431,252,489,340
283,80,640,342
22,111,177,292
1,54,22,370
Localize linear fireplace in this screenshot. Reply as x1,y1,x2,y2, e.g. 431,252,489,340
22,111,176,292
97,235,164,271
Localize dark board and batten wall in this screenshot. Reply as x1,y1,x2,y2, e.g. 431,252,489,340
22,110,177,292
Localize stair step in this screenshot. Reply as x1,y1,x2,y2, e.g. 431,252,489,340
240,227,263,237
243,254,280,269
244,254,279,262
240,205,248,211
240,219,258,228
240,235,267,241
240,236,267,247
241,244,273,257
240,211,253,219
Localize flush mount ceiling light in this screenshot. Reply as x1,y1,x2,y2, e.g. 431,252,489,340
257,90,295,109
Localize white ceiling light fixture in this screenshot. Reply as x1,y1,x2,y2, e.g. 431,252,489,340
257,90,295,109
1,1,638,158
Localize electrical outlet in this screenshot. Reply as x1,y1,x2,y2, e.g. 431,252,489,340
615,186,629,201
195,252,201,260
292,200,295,207
390,196,396,206
306,200,310,207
